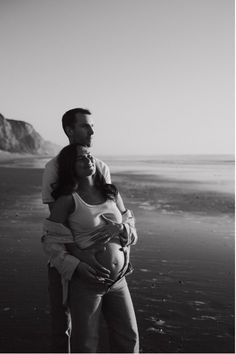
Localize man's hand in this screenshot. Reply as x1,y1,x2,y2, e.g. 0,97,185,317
75,247,111,279
75,262,99,282
75,261,113,285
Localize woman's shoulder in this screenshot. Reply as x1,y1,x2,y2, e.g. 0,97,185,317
50,194,75,222
54,194,74,208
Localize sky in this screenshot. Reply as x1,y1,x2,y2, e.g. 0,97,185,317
0,0,234,155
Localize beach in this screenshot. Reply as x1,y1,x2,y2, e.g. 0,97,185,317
0,157,234,353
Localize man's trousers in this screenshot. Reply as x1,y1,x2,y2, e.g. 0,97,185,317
48,266,71,353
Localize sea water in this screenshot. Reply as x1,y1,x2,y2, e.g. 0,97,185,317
102,154,235,194
1,154,234,194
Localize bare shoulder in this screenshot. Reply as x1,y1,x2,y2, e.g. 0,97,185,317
55,194,74,208
45,156,58,168
49,194,74,223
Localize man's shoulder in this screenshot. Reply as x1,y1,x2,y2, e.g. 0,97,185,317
95,157,109,170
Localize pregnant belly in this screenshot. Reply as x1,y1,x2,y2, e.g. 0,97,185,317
95,239,125,280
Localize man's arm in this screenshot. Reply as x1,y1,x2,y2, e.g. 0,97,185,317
41,159,83,280
42,240,80,281
42,158,57,205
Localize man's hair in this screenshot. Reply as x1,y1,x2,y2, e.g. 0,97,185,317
62,108,91,135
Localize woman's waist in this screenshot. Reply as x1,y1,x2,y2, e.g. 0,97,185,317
96,238,123,260
95,241,125,280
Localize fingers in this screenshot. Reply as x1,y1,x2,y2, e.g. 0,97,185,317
76,262,111,284
101,215,113,224
88,256,111,278
89,225,108,236
77,257,110,279
76,262,96,279
91,232,113,243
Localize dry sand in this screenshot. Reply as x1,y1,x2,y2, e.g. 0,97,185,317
0,165,234,353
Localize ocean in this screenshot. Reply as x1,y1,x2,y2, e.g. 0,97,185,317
1,154,234,194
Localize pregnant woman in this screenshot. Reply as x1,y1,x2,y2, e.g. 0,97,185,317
43,143,139,353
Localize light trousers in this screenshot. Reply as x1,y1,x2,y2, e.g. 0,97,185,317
69,275,139,353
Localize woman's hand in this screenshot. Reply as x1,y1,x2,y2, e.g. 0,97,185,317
75,261,113,284
74,247,111,279
89,217,124,246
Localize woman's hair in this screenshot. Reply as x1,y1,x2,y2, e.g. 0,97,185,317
51,143,118,201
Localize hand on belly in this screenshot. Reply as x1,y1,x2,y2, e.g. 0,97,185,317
95,238,125,280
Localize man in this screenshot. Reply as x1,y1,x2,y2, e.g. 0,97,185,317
42,108,120,352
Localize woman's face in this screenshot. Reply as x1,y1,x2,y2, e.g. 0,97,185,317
74,146,96,178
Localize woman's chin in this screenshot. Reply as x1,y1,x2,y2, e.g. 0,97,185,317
84,166,96,176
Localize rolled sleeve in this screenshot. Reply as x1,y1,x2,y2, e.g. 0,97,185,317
42,219,80,280
42,240,80,280
120,209,138,246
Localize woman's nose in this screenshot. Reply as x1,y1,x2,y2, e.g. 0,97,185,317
84,155,92,162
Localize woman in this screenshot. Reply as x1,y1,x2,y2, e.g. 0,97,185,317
43,143,139,353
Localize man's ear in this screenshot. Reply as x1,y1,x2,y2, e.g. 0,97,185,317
65,126,73,137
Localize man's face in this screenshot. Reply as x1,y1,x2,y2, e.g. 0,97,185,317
70,113,94,146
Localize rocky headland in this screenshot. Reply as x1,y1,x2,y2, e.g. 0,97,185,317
0,113,60,155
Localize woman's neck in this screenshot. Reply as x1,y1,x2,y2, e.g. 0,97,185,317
75,175,106,204
76,175,95,191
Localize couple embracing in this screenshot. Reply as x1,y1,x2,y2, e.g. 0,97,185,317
41,108,139,353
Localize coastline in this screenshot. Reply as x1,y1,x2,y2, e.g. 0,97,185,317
0,164,234,353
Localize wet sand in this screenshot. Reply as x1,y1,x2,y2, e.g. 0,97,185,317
0,165,234,353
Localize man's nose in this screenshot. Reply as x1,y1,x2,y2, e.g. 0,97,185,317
88,126,94,135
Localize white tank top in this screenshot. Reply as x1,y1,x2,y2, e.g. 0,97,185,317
68,192,122,249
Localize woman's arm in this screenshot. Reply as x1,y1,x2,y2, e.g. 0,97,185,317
48,194,74,223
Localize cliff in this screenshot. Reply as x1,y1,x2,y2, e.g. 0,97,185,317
0,113,60,155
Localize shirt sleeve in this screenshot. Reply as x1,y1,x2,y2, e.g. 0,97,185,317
42,159,57,204
104,164,111,183
41,219,80,280
42,240,80,280
98,160,111,183
120,209,138,247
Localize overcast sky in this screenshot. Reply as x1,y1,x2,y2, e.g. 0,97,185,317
0,0,234,155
